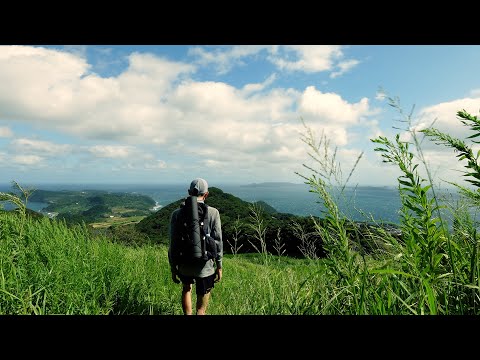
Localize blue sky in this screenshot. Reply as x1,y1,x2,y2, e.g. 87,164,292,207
0,45,479,187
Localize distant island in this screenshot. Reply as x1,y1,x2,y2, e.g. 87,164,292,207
240,182,400,190
241,182,306,187
28,189,157,226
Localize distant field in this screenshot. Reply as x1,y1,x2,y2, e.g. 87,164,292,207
89,215,146,229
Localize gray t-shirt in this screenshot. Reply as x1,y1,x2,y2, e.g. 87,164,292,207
168,200,223,278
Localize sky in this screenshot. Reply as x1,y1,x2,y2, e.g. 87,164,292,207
0,45,479,187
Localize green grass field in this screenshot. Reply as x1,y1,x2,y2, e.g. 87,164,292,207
90,215,146,229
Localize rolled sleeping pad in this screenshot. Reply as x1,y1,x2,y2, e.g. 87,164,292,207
184,195,204,259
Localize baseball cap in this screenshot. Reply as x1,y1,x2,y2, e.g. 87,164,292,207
189,178,208,195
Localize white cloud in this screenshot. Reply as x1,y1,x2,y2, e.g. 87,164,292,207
330,59,360,78
421,100,480,186
298,86,375,146
12,154,43,165
0,46,89,118
0,127,13,137
120,52,195,96
268,45,343,73
189,45,360,76
0,47,195,141
144,160,167,170
11,138,72,155
189,45,271,74
410,96,480,148
299,86,371,124
241,73,277,95
88,145,135,158
203,159,223,168
373,95,480,188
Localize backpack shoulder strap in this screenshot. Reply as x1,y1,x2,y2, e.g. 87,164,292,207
176,204,185,225
199,203,209,235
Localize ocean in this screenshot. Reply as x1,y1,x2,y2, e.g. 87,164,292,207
0,182,470,225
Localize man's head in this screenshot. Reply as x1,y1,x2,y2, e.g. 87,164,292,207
188,178,209,198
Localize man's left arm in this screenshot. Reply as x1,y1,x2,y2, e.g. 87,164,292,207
214,211,223,282
212,209,223,271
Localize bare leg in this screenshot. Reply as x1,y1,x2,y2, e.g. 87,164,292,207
182,283,193,315
196,291,211,315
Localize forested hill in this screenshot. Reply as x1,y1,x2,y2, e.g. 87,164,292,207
135,187,321,257
136,187,282,237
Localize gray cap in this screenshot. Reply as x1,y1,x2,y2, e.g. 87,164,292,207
189,178,208,195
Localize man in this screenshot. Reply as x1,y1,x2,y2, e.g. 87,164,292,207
168,178,223,315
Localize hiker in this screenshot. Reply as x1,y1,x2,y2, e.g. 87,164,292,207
168,178,223,315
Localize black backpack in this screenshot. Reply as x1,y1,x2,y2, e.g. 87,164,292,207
174,196,217,264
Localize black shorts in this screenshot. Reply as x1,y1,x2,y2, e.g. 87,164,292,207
178,273,215,296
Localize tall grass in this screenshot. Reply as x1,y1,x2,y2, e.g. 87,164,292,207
295,118,372,314
246,203,269,266
286,100,480,314
0,208,180,314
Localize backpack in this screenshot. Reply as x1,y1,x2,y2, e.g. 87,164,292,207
174,196,218,264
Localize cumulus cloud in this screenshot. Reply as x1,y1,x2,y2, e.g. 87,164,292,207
0,127,13,137
189,45,360,76
188,45,271,74
0,45,378,184
0,46,195,141
417,98,480,184
407,96,480,149
241,73,277,95
12,154,43,165
0,46,90,117
375,94,480,187
299,86,371,123
330,59,360,78
267,45,360,77
268,45,343,73
11,138,72,155
144,160,167,170
297,86,376,146
88,145,136,158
